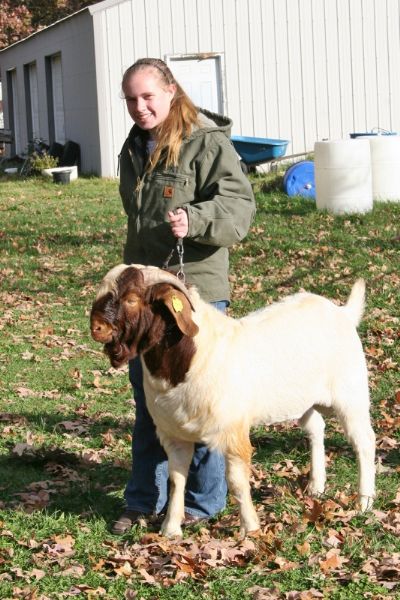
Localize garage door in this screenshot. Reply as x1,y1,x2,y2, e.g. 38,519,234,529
28,63,40,140
51,55,66,144
9,69,21,154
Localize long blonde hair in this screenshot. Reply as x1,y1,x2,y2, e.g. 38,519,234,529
122,58,199,172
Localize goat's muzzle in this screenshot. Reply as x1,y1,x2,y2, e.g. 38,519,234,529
90,315,114,343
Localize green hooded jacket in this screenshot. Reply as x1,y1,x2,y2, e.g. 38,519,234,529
119,109,255,302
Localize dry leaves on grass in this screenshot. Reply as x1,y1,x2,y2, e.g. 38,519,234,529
1,458,400,598
247,588,325,600
97,533,258,586
362,553,400,591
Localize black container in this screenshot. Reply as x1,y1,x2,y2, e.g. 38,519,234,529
53,170,72,184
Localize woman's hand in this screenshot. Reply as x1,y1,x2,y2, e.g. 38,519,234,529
168,208,188,238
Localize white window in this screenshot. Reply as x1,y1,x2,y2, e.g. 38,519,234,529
167,54,223,114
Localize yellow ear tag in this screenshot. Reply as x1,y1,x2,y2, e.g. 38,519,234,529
172,296,184,313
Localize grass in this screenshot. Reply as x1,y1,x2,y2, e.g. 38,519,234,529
0,172,399,599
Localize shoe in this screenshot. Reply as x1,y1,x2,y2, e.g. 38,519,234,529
112,510,208,534
182,512,208,527
151,511,208,527
111,510,150,534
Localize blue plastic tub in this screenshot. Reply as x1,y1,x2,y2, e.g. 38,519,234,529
231,136,289,166
350,131,397,139
283,160,315,199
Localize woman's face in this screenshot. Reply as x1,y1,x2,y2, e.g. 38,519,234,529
123,68,176,132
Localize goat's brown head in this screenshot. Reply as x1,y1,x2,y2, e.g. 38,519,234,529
90,264,199,369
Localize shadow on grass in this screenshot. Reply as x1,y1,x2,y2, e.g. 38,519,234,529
0,449,128,522
1,228,117,250
0,411,133,521
1,411,388,525
251,427,306,454
1,410,133,442
0,412,309,524
385,448,400,468
259,197,317,217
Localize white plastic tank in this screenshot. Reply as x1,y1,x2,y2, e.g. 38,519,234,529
314,139,373,214
364,135,400,201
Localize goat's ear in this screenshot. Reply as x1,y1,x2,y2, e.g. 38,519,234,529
153,287,199,337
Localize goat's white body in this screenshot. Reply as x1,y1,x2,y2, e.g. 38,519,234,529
141,281,375,537
144,286,367,438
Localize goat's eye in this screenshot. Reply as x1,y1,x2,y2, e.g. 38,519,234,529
124,292,140,308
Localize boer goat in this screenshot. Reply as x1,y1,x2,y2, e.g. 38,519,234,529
90,264,376,537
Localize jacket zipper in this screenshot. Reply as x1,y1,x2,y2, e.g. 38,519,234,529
135,176,144,193
129,147,146,238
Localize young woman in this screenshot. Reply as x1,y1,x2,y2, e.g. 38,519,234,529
113,57,255,534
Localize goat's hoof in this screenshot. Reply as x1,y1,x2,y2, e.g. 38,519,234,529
239,527,260,539
358,495,374,512
244,528,261,539
239,520,261,539
160,521,183,538
307,482,325,497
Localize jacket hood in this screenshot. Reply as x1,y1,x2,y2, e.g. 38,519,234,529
193,109,233,139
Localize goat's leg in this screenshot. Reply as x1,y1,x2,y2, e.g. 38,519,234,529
299,408,326,497
159,438,194,537
337,409,376,511
225,428,259,537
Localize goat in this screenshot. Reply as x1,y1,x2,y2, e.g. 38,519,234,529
90,264,376,537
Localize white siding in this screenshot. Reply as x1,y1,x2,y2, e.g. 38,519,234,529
350,0,366,133
387,0,400,131
299,0,317,149
261,0,279,138
2,0,400,176
91,0,400,174
374,0,391,127
311,0,329,140
170,0,186,51
362,0,379,130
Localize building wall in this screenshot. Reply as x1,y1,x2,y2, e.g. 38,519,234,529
91,0,400,177
0,11,100,173
2,0,400,177
0,82,3,128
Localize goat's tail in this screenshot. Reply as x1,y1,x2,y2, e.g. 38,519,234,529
343,278,365,327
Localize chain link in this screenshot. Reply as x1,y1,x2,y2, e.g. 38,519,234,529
176,238,185,282
162,238,185,282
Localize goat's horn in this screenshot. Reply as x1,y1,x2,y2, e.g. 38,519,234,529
131,265,195,311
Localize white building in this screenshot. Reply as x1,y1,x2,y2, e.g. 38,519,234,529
1,0,400,177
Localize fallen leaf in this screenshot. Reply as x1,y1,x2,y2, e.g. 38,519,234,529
319,549,347,573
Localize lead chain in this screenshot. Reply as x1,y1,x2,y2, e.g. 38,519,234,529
162,238,185,282
176,238,185,282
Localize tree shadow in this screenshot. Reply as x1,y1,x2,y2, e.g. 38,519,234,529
258,198,317,217
384,448,400,468
0,410,133,522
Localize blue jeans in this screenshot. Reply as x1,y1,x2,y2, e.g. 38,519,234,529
124,301,228,518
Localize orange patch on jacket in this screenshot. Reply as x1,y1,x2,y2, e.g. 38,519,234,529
163,186,174,198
